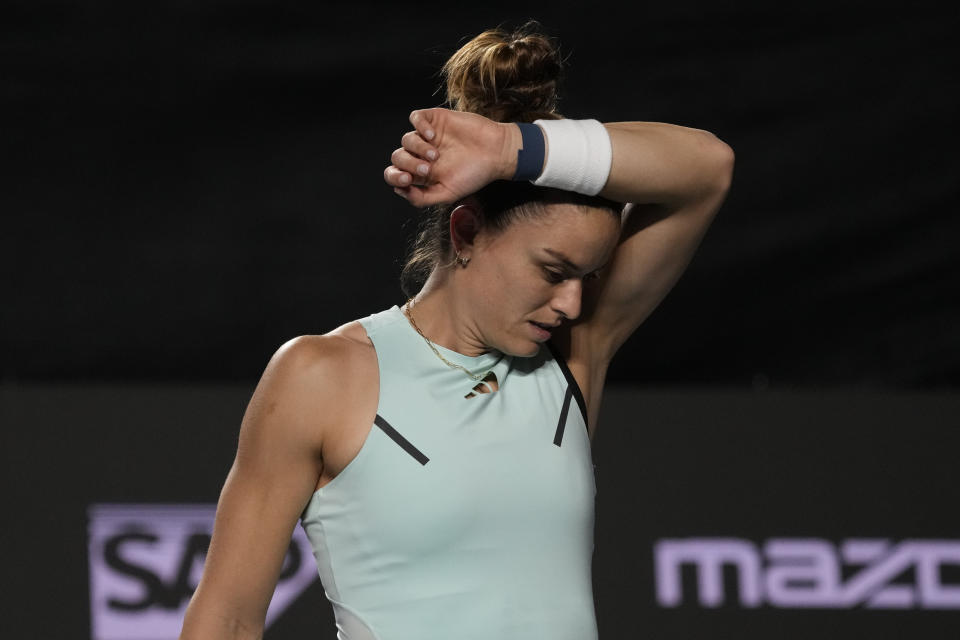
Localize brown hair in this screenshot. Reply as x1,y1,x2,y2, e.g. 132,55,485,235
400,21,622,299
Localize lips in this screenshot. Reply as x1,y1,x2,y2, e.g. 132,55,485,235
529,321,552,340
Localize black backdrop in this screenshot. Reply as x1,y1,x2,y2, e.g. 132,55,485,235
4,2,960,639
4,1,958,387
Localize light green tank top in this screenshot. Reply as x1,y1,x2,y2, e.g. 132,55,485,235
299,304,597,639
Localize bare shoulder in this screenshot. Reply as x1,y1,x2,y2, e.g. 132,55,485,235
319,319,380,391
327,317,376,348
245,321,378,453
276,316,378,374
261,333,364,401
276,321,373,373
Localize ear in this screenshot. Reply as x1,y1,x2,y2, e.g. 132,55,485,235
449,203,483,253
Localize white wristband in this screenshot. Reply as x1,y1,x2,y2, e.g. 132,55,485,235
531,118,612,196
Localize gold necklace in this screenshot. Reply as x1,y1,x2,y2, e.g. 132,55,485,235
403,297,502,382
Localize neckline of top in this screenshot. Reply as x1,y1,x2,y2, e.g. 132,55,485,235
388,304,507,371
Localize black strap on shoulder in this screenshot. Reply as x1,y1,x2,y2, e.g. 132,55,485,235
544,340,589,433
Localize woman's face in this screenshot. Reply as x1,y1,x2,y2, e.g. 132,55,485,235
464,203,621,357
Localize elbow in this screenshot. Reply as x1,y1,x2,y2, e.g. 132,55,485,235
694,129,735,196
180,606,264,640
710,138,735,195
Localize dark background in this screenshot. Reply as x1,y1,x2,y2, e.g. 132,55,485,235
6,386,960,639
5,1,958,388
4,2,960,639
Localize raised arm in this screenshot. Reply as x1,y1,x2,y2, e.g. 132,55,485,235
578,121,734,362
179,337,337,640
385,109,734,367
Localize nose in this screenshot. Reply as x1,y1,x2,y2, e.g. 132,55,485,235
551,279,582,321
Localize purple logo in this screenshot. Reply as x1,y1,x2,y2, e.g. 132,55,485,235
87,504,318,640
655,538,960,609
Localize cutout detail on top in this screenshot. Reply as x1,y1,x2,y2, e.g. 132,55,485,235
464,371,500,399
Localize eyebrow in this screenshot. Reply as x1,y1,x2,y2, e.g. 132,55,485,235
542,248,585,273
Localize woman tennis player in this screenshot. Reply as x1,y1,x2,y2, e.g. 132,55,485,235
180,22,733,640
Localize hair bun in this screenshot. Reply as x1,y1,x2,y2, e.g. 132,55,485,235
441,22,563,123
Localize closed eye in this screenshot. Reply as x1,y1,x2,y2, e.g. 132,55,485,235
543,267,566,284
544,266,602,283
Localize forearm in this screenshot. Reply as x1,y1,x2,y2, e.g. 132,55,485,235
497,118,733,207
601,121,734,207
179,597,264,640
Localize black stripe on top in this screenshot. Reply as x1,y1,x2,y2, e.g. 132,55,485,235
544,340,589,434
554,385,573,447
374,415,429,465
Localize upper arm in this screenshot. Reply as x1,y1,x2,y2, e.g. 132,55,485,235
555,138,733,424
576,141,734,365
180,336,344,638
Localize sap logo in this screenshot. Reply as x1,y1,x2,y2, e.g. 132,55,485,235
654,538,960,609
87,504,318,640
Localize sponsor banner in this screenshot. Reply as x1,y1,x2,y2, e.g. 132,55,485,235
654,537,960,609
87,504,318,640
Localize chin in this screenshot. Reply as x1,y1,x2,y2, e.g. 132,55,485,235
502,340,542,359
